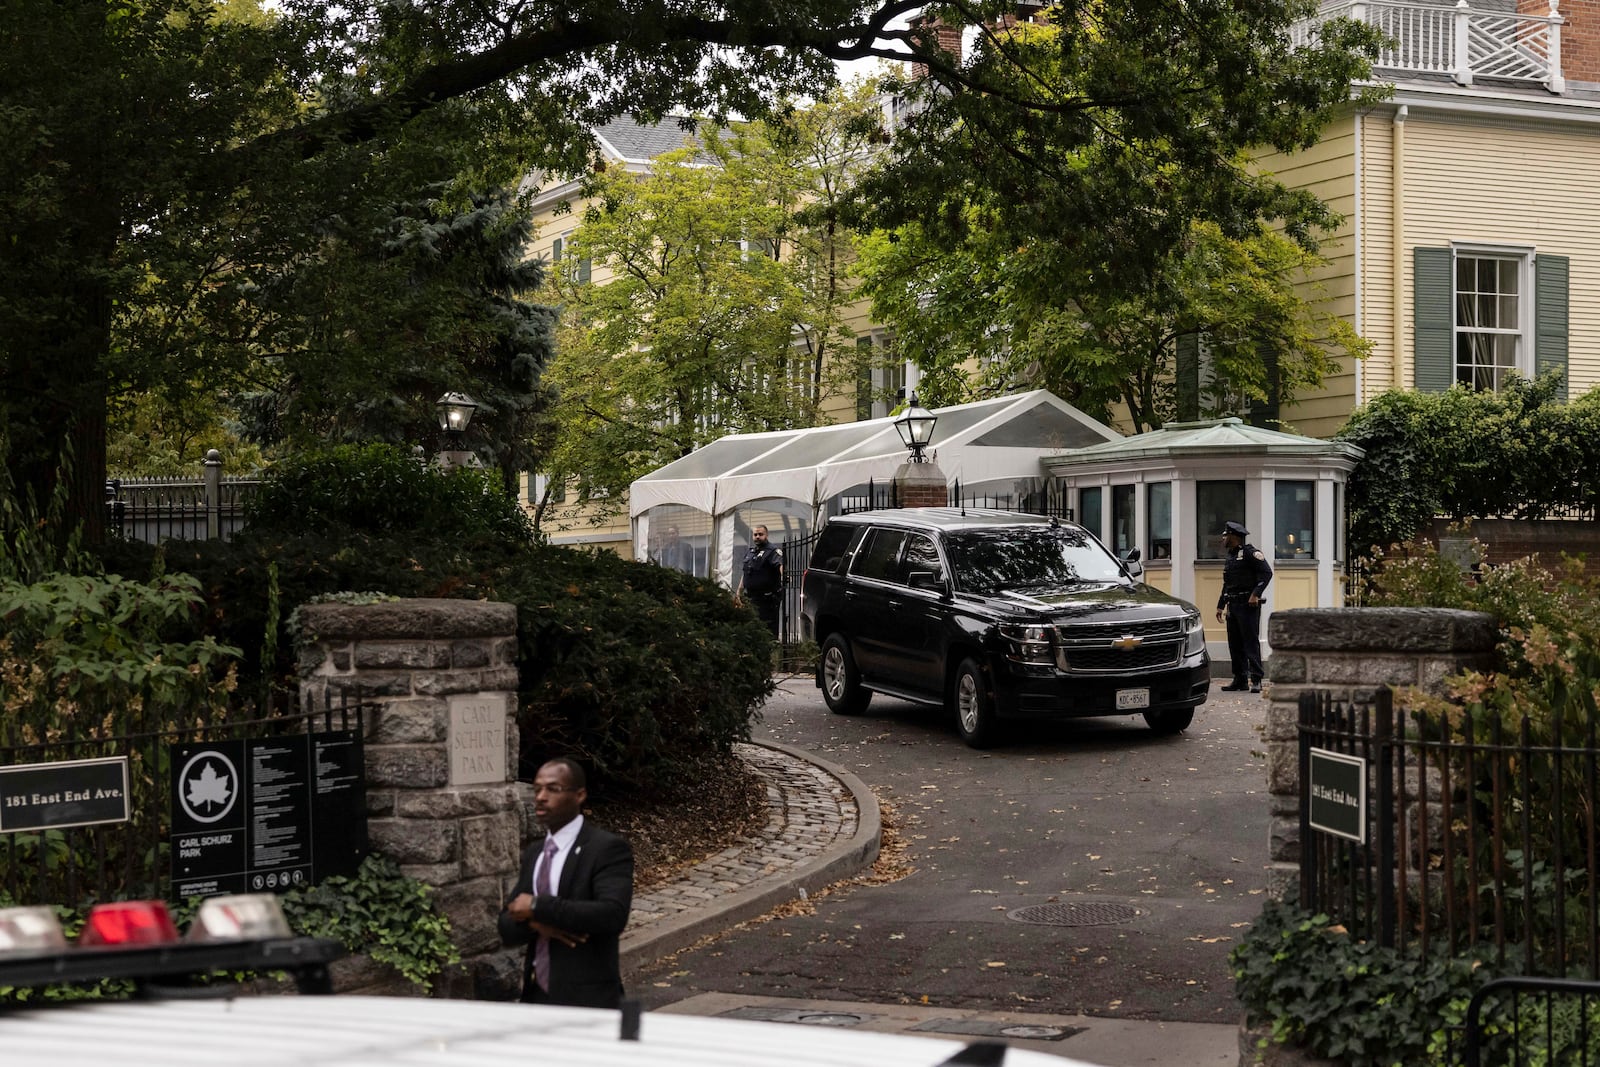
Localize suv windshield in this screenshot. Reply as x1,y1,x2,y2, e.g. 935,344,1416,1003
944,526,1127,595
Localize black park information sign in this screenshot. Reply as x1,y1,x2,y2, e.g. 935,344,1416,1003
1307,747,1367,844
171,730,367,900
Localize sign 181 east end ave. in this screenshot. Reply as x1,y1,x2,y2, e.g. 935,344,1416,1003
0,757,130,833
1307,747,1366,844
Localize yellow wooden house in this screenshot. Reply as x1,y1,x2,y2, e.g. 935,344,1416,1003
1265,0,1600,438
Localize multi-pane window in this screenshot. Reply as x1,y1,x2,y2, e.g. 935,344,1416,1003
1078,487,1103,543
1455,253,1524,390
1333,482,1343,562
1147,482,1172,560
1274,481,1315,560
1196,481,1245,560
1110,484,1135,557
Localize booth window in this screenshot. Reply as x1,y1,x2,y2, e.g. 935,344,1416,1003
1147,482,1172,560
1196,481,1245,560
1333,482,1343,562
1111,484,1135,556
1275,481,1315,559
1079,487,1103,542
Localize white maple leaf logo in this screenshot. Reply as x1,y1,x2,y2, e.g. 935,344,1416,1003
186,760,232,811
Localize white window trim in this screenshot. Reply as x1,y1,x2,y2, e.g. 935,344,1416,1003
1450,241,1535,388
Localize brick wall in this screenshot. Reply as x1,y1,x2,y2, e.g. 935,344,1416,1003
297,598,524,997
1427,516,1600,575
1259,607,1497,896
895,460,949,507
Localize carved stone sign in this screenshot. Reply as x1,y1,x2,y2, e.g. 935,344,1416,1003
449,693,507,786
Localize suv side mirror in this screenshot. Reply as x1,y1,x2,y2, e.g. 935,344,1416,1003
907,570,951,597
1122,548,1144,580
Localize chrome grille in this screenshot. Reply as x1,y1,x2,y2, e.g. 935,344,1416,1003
1060,619,1183,642
1054,617,1186,675
1061,644,1182,673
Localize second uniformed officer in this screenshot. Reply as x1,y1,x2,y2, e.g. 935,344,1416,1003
1215,520,1273,693
738,524,785,639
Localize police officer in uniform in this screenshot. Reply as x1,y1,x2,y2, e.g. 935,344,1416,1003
1215,520,1273,693
739,524,785,638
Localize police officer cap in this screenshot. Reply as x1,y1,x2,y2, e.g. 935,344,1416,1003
1222,520,1250,537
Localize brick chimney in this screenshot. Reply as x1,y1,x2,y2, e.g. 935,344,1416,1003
907,12,964,80
1521,0,1600,85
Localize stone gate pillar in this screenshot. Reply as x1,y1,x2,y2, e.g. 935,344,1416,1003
1261,607,1497,897
297,598,522,996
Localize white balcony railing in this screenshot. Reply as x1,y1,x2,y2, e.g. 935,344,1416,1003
1292,0,1565,94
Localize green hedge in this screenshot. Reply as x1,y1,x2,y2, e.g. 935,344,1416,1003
1336,373,1600,555
105,530,773,795
245,443,535,543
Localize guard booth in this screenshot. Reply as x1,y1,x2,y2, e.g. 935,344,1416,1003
1042,417,1364,661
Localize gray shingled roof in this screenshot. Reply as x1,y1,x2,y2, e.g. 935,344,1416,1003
595,115,711,163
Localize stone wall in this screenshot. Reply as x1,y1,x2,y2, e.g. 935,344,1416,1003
296,598,524,997
1259,607,1497,896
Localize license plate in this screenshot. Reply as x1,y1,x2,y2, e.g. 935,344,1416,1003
1116,688,1151,710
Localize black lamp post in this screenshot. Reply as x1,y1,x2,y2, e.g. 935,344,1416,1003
434,392,480,470
893,393,938,463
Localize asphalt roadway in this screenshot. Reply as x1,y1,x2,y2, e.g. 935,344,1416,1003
630,675,1272,1064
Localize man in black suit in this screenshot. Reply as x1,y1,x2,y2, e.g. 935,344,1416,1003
498,757,634,1007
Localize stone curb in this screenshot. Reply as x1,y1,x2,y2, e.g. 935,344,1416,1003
619,739,882,975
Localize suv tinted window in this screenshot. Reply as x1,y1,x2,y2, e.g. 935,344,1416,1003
945,526,1124,594
811,523,856,573
852,528,907,582
902,533,945,583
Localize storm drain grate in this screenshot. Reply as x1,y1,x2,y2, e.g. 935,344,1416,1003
1007,902,1143,927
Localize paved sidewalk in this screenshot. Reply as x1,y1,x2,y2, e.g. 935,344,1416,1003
617,727,1243,1066
618,739,881,971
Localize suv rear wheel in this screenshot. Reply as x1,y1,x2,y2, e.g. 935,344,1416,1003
820,634,872,715
1143,708,1194,734
951,657,999,748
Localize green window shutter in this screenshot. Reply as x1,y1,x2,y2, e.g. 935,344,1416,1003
856,336,874,421
1534,253,1569,389
1413,247,1454,393
1174,332,1200,421
1248,348,1281,428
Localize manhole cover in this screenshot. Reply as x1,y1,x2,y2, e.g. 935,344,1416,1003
1007,902,1143,927
795,1013,866,1027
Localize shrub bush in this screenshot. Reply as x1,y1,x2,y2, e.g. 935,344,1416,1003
1233,899,1489,1067
245,443,535,544
1336,374,1600,554
110,531,773,796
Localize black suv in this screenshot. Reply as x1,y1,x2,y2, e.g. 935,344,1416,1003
800,508,1210,747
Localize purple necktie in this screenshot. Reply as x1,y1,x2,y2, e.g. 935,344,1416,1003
534,835,557,992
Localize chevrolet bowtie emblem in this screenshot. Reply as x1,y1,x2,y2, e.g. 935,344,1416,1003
1111,636,1143,651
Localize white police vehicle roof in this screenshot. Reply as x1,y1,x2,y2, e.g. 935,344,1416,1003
2,995,1099,1067
0,895,1098,1067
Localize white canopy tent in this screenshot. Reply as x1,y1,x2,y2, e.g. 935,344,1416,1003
630,390,1120,587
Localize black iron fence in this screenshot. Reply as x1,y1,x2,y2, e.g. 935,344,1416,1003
0,690,367,909
105,453,260,544
1465,976,1600,1067
1299,688,1600,978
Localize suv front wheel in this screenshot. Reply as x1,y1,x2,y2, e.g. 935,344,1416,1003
951,657,999,748
820,634,872,715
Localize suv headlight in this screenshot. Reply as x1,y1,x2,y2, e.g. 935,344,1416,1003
1000,623,1054,665
1183,610,1206,656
